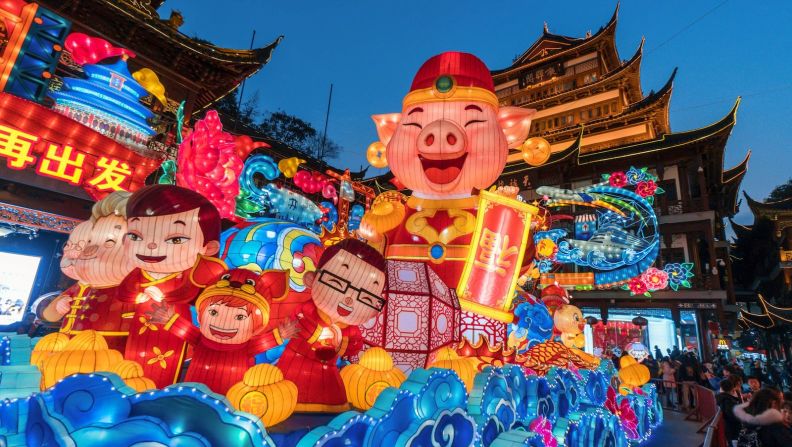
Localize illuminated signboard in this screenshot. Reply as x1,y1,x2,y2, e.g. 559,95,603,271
0,92,160,199
0,123,132,192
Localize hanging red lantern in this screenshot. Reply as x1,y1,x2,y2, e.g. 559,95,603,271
360,260,461,372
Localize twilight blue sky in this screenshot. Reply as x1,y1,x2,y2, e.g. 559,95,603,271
164,0,791,227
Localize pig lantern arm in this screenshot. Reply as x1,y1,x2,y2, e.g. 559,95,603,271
371,107,536,150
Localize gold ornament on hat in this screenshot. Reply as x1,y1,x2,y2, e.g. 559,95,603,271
521,137,551,167
366,141,388,168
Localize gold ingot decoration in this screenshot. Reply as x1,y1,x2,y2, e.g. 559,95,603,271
340,347,406,410
277,157,305,178
618,355,651,395
39,330,123,390
428,347,478,392
360,193,406,235
226,364,297,427
30,332,70,368
132,68,167,105
366,141,388,168
110,360,156,392
521,137,551,167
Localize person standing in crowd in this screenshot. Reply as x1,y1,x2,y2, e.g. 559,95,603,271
747,376,763,394
643,354,659,379
715,377,742,446
661,357,678,409
654,345,663,361
733,387,792,446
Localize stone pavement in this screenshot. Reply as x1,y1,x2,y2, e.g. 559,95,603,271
644,408,705,447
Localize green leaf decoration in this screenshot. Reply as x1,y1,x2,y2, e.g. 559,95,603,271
656,187,665,195
175,100,186,144
682,263,694,272
646,196,654,205
681,280,691,289
621,285,630,291
602,174,611,181
670,283,679,291
643,292,652,298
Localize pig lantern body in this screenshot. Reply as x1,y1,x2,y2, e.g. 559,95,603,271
362,52,535,289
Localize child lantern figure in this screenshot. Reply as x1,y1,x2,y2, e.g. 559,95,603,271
278,238,387,412
151,269,298,394
41,191,135,351
118,185,226,388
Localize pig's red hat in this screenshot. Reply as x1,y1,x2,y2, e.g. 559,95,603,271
404,52,498,109
540,283,570,314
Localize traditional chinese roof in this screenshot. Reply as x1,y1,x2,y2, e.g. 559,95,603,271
39,0,282,112
516,38,645,113
729,218,753,240
745,191,792,214
719,150,750,215
492,4,621,78
739,295,792,328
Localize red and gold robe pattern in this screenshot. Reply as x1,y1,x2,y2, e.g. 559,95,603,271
278,301,363,412
117,256,225,388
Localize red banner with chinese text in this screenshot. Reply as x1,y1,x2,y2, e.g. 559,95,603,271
457,190,538,323
0,93,161,199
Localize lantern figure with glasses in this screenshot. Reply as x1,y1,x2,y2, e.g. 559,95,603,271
278,238,387,412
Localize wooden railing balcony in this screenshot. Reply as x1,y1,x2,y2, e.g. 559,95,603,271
654,198,710,216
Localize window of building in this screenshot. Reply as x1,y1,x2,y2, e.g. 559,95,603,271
657,179,678,201
661,247,686,265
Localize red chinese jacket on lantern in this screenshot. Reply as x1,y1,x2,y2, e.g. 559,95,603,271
117,185,226,388
278,238,387,412
41,192,136,352
361,52,536,312
156,269,292,395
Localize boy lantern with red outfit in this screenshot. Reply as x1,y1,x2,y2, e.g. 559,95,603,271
118,185,226,388
278,238,387,412
156,269,295,394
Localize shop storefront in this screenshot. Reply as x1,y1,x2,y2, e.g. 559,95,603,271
582,306,707,360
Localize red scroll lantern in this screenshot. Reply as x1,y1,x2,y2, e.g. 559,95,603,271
361,260,461,373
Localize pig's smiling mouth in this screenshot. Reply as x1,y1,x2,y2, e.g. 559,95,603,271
418,152,468,185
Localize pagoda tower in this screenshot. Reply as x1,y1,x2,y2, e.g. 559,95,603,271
50,56,156,150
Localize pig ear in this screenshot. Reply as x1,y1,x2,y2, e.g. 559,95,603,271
498,107,536,149
371,113,402,146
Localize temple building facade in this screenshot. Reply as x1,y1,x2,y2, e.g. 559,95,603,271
493,6,748,359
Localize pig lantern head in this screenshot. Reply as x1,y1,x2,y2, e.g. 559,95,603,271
372,52,535,200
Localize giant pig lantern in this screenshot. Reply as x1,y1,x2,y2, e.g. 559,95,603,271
362,52,538,322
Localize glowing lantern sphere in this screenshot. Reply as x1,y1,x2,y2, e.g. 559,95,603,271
521,137,552,167
110,360,155,392
39,330,123,389
360,260,461,373
366,141,388,168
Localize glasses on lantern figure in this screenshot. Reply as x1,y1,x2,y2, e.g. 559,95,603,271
304,249,386,327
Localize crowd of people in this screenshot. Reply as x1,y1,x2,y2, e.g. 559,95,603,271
643,345,792,446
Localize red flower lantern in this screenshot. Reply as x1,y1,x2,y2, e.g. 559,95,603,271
609,171,628,188
635,180,658,197
360,261,461,372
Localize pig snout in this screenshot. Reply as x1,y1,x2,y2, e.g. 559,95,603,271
80,244,99,259
417,120,467,155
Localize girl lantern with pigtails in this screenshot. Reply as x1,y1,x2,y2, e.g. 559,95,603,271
118,185,227,388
